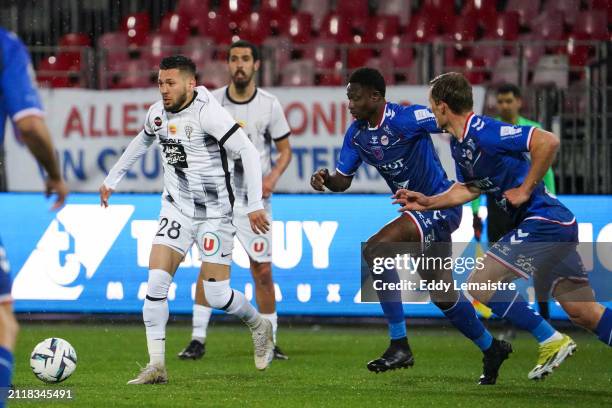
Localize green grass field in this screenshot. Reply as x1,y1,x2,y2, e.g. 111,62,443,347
9,322,612,407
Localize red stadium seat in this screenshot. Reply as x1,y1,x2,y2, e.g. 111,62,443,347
462,0,498,22
260,0,292,34
506,0,542,27
564,32,592,66
111,59,151,89
59,33,91,47
404,13,439,43
317,69,344,86
284,12,313,45
199,60,230,89
218,0,253,27
458,57,486,84
236,12,271,45
381,35,415,68
98,31,129,61
142,34,177,70
518,34,545,65
320,13,353,44
574,11,608,40
299,0,331,30
159,12,191,46
423,0,456,27
543,0,580,26
280,60,315,86
531,10,565,41
336,0,369,19
184,36,215,67
483,11,520,41
304,40,338,69
377,0,411,27
37,55,77,87
196,11,232,44
347,35,373,69
121,12,150,46
176,0,211,19
472,45,503,67
364,15,400,44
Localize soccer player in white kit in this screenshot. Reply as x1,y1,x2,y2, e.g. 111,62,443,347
178,41,292,361
99,55,275,384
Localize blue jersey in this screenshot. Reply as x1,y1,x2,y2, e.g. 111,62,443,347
0,27,43,144
451,113,574,225
337,103,453,196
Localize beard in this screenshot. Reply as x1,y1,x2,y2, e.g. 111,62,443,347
232,70,253,90
166,91,189,113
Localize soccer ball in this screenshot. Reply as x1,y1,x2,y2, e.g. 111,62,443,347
30,338,77,383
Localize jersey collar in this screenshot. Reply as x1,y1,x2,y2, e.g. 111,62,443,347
368,103,388,130
459,112,475,142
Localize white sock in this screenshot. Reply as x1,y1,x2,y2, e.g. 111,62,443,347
261,312,278,344
540,331,563,345
192,304,212,344
203,279,262,329
143,269,172,366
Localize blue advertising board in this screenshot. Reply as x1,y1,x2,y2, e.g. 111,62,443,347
1,193,610,319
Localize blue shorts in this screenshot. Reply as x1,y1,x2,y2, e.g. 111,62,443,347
404,206,462,246
488,218,588,295
0,238,12,303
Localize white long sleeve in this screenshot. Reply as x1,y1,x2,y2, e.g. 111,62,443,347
222,128,263,213
103,131,155,189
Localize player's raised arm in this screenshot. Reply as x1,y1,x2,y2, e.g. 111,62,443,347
504,128,559,207
392,182,480,212
100,129,156,207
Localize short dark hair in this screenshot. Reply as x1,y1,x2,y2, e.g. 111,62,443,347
348,67,386,96
228,40,260,62
429,72,473,114
159,55,196,77
497,83,522,98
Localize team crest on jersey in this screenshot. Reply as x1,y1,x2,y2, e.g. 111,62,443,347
184,124,193,139
202,232,221,256
237,120,247,128
380,135,389,145
250,236,269,255
372,146,384,160
154,117,162,127
370,135,378,144
169,124,177,135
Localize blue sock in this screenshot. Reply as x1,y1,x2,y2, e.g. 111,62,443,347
0,346,13,407
441,292,493,351
595,308,612,346
488,289,556,343
375,266,406,340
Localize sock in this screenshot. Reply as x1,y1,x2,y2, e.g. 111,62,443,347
374,265,407,340
143,269,172,366
192,304,212,344
261,312,278,344
203,280,262,329
0,346,13,406
487,289,560,344
441,292,493,351
595,308,612,346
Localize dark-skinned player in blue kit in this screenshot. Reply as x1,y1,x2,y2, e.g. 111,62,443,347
310,68,511,385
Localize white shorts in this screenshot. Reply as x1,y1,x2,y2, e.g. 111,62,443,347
232,205,272,263
153,200,235,265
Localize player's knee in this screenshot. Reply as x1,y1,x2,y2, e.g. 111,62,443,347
146,269,172,299
565,304,600,330
202,280,233,310
251,263,273,288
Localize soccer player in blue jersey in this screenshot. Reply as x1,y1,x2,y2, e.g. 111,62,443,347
394,72,612,380
311,68,511,385
0,28,68,406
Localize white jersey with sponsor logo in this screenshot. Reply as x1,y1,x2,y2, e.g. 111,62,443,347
143,86,241,219
212,86,291,208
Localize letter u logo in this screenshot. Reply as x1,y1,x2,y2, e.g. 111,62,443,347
204,238,215,251
253,242,264,253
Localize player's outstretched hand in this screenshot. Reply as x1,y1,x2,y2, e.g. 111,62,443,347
46,178,69,211
391,189,430,212
99,184,114,208
310,169,329,192
503,186,530,208
248,209,270,234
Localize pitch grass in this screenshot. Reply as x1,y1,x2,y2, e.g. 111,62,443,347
10,322,612,407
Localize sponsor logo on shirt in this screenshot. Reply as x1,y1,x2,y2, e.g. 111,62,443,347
500,126,522,137
414,109,435,121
